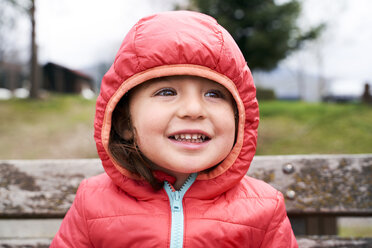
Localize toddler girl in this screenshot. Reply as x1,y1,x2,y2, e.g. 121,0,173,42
51,11,297,247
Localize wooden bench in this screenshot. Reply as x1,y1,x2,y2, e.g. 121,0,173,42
0,154,371,247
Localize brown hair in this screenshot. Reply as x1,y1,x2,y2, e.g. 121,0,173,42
108,92,164,190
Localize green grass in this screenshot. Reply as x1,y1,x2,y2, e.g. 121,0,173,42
339,226,372,237
338,217,372,237
256,101,372,155
1,97,372,159
0,94,97,159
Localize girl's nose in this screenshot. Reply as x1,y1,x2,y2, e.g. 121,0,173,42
176,94,206,120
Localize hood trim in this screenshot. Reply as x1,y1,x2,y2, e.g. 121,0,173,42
101,64,245,181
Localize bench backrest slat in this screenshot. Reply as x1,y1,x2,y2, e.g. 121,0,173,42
0,159,103,218
248,154,372,216
1,154,371,218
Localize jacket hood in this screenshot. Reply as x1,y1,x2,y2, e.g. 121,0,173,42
94,11,259,199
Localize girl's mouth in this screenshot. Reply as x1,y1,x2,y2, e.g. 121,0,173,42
169,134,210,143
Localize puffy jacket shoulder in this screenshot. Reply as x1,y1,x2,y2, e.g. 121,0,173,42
51,174,171,248
233,176,298,247
51,174,123,247
239,176,278,198
50,177,95,247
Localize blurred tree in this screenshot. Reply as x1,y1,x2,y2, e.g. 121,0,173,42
185,0,325,71
0,0,16,63
3,0,39,98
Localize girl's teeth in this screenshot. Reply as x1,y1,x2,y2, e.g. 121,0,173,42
172,133,208,142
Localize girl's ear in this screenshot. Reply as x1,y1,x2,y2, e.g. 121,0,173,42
123,129,134,141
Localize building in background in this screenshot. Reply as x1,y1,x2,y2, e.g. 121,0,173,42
0,62,96,99
42,62,95,95
323,79,366,103
253,67,324,102
253,67,366,103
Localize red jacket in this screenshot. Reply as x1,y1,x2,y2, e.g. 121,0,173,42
51,11,297,247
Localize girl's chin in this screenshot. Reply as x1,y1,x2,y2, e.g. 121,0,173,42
163,164,215,175
148,155,222,175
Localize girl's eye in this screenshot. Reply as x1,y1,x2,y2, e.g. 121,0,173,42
154,88,177,96
205,90,224,99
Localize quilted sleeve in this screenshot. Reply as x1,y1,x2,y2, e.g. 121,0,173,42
50,179,92,248
259,191,298,248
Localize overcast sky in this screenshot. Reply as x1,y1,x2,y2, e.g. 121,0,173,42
34,0,178,66
281,0,372,82
13,0,372,83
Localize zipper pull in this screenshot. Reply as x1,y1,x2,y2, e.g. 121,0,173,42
171,191,181,212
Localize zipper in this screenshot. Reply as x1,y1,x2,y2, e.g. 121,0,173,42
164,173,197,248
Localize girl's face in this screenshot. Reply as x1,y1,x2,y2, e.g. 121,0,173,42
129,76,236,177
